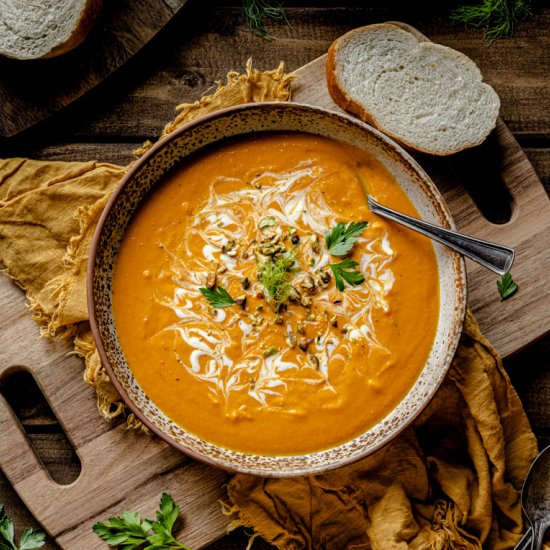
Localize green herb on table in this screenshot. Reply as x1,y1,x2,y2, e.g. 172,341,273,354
497,272,518,300
0,504,45,550
451,0,532,41
325,221,368,257
243,0,287,37
199,286,235,308
330,259,365,292
92,493,191,550
259,252,296,309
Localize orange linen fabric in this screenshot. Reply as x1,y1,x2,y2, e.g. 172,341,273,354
0,62,540,549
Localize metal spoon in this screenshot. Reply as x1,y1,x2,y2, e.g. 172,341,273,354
367,195,515,276
518,445,550,550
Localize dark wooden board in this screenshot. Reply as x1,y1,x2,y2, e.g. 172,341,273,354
48,5,549,142
0,0,188,138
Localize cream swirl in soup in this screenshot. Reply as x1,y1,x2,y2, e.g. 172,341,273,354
113,133,439,454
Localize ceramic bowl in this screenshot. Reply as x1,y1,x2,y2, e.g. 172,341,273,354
88,102,466,476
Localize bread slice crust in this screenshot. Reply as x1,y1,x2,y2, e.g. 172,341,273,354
326,23,500,156
0,0,102,60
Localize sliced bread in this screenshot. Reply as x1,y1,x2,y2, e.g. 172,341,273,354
0,0,102,60
326,23,500,156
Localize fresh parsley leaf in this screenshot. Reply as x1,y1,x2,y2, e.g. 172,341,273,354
0,514,15,550
0,505,45,550
18,529,46,550
325,221,368,256
497,272,518,301
93,493,191,550
146,493,191,550
92,510,151,549
199,286,235,308
330,259,365,292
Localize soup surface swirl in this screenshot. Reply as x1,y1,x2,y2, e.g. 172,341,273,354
113,132,439,454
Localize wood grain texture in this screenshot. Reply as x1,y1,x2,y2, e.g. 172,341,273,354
0,277,229,549
30,4,546,142
0,0,188,138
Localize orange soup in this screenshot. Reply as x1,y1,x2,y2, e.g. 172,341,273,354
113,132,439,455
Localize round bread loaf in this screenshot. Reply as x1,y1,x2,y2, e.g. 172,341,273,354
326,23,500,156
0,0,102,60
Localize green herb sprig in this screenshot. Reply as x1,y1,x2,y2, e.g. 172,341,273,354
0,504,45,550
259,252,296,308
93,493,191,550
451,0,532,41
325,221,368,257
330,259,365,292
243,0,287,37
199,286,235,308
497,272,518,300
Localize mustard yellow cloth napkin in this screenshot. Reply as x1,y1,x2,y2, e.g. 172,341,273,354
0,62,540,549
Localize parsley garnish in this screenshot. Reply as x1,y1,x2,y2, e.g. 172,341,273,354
330,259,365,292
0,504,45,550
199,286,235,308
497,272,518,301
93,493,191,550
325,221,368,257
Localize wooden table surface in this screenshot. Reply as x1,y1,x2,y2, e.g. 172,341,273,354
0,1,549,548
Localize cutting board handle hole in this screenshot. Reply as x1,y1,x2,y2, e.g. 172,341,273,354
0,368,81,485
448,132,516,225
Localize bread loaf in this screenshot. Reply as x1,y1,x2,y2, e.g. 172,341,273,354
326,24,500,155
0,0,102,60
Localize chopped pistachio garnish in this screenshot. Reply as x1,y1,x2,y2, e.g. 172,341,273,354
308,354,320,370
234,295,247,309
286,333,297,349
205,272,217,289
259,216,277,230
263,346,278,357
311,235,320,253
221,239,235,253
299,337,313,352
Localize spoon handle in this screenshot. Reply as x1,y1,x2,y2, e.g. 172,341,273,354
367,195,515,276
514,527,532,550
531,521,548,550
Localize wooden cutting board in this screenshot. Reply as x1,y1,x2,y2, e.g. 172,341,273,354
1,39,550,550
0,0,188,138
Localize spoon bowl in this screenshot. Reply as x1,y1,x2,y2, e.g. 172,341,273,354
522,445,550,549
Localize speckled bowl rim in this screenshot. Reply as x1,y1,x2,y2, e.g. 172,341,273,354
88,102,467,477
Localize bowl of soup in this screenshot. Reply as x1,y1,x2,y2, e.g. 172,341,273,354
88,102,466,476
